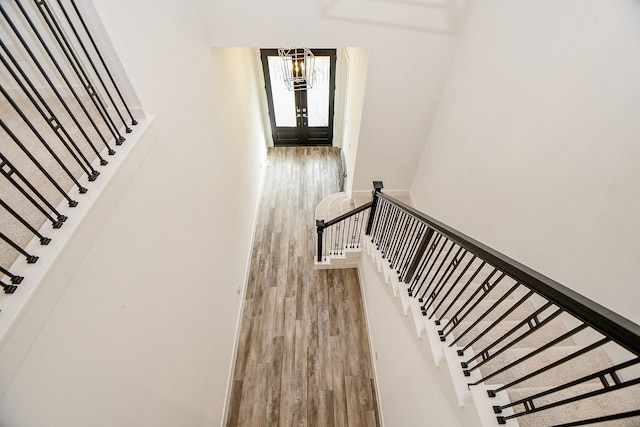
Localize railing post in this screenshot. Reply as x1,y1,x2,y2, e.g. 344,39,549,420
316,219,325,262
404,227,434,284
365,181,384,235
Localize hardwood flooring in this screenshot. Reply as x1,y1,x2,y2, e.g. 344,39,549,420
226,147,380,427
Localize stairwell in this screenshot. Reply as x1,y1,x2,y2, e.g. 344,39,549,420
315,190,640,427
314,192,359,269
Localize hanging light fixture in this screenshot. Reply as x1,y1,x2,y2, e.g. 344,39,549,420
278,48,315,91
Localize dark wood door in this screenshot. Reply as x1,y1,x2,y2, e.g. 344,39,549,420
261,49,336,146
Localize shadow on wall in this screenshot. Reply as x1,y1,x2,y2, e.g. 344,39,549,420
319,0,471,33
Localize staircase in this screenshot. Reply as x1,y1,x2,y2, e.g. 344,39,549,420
316,183,640,426
314,192,362,269
314,191,413,269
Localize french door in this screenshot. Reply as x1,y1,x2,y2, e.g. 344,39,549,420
260,49,337,146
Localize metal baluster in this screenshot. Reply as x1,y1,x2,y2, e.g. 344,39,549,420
439,270,503,340
393,217,416,275
0,153,67,228
0,42,100,178
68,0,137,126
421,247,468,313
370,198,388,247
386,210,408,267
403,226,433,284
344,214,353,248
378,202,397,257
492,359,640,425
411,236,451,297
0,265,24,285
395,218,421,278
458,289,535,354
323,228,328,260
0,198,51,245
367,198,382,243
330,224,336,256
0,2,112,161
350,215,358,248
12,0,115,154
408,232,443,295
35,0,124,144
463,305,563,377
0,118,78,207
484,327,601,389
356,211,366,246
0,84,88,194
0,232,39,263
417,241,458,300
377,200,394,250
1,279,18,294
435,260,486,322
447,279,517,347
428,254,477,318
343,219,349,252
393,212,414,268
55,0,132,131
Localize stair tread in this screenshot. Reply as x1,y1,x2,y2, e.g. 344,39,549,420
505,384,640,427
447,318,572,350
470,345,613,388
426,297,538,323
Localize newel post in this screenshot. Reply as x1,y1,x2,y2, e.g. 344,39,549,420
365,181,384,235
316,219,325,262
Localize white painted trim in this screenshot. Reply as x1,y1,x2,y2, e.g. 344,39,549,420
74,0,144,112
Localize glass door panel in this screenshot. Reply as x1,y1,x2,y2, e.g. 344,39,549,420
267,56,296,127
307,56,330,127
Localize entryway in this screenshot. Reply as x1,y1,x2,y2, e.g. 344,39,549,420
260,49,337,146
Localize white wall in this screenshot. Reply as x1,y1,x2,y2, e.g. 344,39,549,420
203,0,460,193
0,0,267,425
341,47,369,196
410,0,640,324
358,256,467,426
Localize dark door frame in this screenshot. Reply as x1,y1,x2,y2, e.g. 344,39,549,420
260,48,337,146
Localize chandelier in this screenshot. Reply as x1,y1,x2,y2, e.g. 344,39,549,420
278,48,315,91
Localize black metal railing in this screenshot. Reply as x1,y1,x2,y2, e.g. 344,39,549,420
0,0,138,294
316,201,372,263
318,181,640,426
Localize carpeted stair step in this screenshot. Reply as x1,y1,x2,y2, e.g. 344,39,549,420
504,384,640,427
469,346,612,388
416,271,524,307
428,297,538,324
450,318,572,350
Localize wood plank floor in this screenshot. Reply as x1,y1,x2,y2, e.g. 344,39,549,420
226,147,380,427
